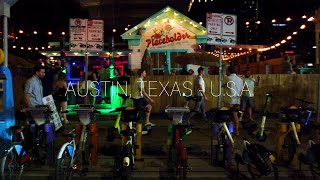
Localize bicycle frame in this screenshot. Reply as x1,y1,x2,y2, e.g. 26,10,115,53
114,94,130,134
57,139,76,164
285,122,300,145
220,122,234,146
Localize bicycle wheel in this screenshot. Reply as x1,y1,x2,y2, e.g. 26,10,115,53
1,144,25,180
282,133,296,165
217,131,226,163
56,145,75,180
180,145,188,180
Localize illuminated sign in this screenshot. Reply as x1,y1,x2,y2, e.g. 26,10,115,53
146,32,190,48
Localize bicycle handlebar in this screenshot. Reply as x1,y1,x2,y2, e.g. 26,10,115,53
118,93,131,100
295,98,314,105
184,96,201,102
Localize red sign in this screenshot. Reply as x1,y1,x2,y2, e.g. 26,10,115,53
146,32,190,48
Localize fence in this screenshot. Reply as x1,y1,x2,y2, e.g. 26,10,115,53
12,74,320,114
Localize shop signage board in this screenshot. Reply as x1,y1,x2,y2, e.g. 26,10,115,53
70,18,104,51
42,95,63,131
206,13,237,46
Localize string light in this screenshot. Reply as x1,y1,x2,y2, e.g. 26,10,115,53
48,32,52,35
300,24,306,29
61,32,65,35
286,17,292,21
307,17,315,21
271,19,276,23
33,31,37,34
19,30,23,34
13,46,16,48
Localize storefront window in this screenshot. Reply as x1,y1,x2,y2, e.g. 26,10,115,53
150,52,166,75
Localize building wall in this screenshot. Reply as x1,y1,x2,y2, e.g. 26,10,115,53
130,20,198,70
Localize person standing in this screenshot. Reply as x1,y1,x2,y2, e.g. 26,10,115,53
53,72,69,124
240,70,260,122
224,66,243,135
25,64,46,108
132,69,155,127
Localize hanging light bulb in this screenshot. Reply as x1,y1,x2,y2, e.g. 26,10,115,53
300,24,306,29
19,30,23,34
286,17,292,21
271,19,276,23
307,17,315,21
48,31,52,35
33,31,38,34
293,31,297,35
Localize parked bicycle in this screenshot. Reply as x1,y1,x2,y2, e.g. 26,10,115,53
1,105,55,180
111,107,148,180
165,104,192,179
277,106,304,165
235,138,278,179
55,105,100,179
210,107,235,168
299,139,320,175
107,93,130,141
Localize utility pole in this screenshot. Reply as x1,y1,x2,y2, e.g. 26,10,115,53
316,8,320,69
0,0,18,67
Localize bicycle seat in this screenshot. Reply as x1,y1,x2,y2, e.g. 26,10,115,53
62,133,77,139
10,126,24,133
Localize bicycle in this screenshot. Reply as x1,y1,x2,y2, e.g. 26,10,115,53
210,107,235,168
277,106,305,165
298,139,320,175
1,105,55,180
165,106,191,179
235,138,278,179
111,107,147,180
107,93,131,141
55,105,100,179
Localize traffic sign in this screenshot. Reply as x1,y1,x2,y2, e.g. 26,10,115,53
70,18,87,51
206,13,237,46
69,18,104,51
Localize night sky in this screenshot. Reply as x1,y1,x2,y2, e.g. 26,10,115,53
8,0,319,33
